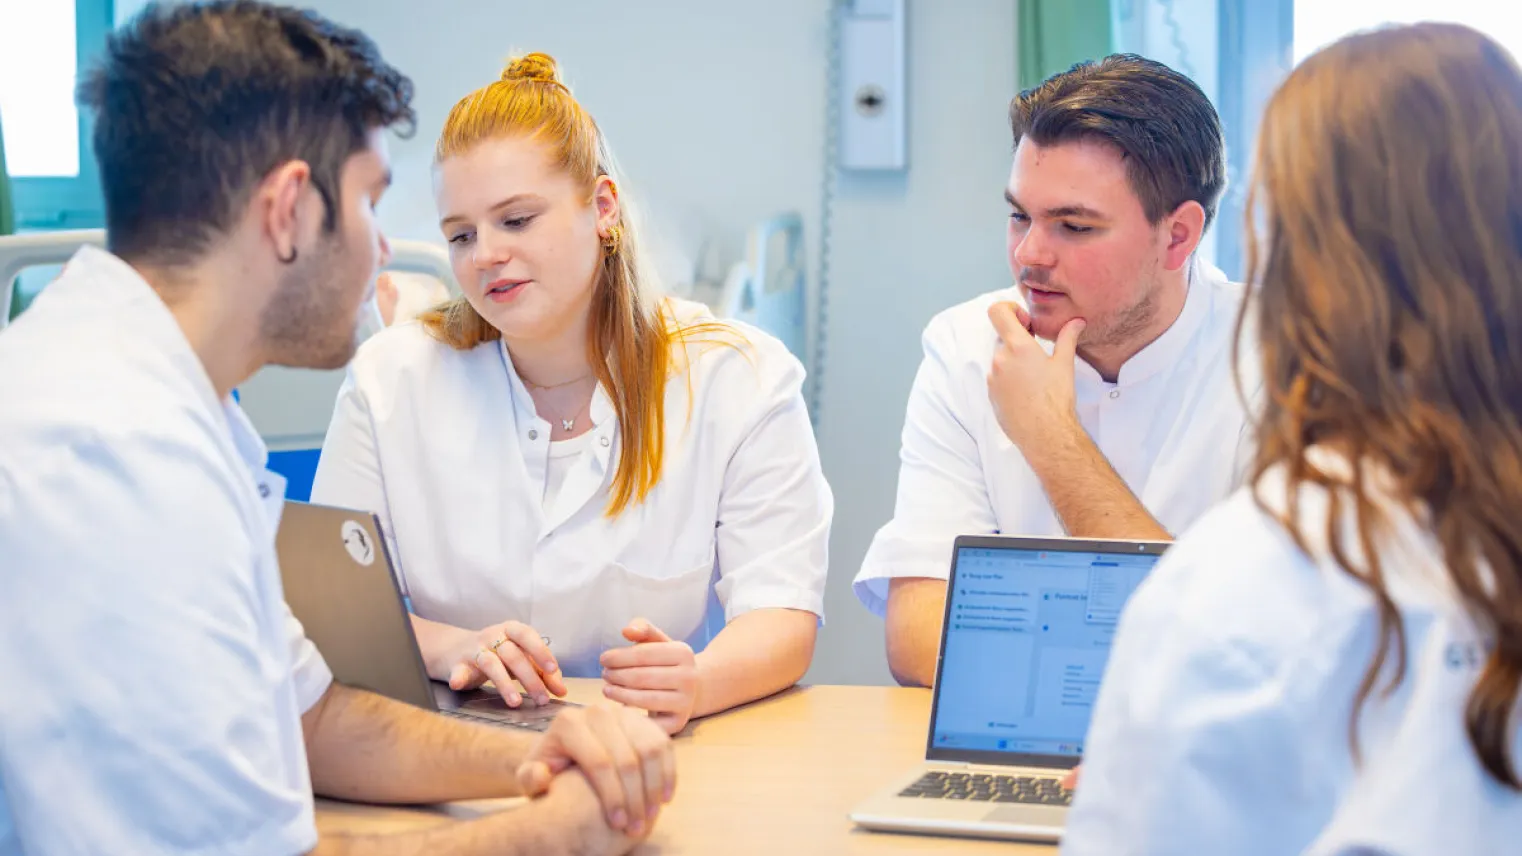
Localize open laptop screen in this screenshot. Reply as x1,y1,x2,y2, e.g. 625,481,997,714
924,536,1166,768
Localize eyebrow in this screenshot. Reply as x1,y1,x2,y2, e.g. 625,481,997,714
1004,190,1107,221
439,193,544,229
1045,205,1106,220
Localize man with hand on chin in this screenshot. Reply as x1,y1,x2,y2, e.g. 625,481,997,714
854,54,1257,690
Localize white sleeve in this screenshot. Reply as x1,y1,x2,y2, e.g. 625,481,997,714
311,367,404,597
711,345,832,621
0,432,317,855
852,315,998,615
285,604,335,713
1060,561,1327,856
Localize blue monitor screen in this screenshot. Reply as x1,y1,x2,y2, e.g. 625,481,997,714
930,545,1160,759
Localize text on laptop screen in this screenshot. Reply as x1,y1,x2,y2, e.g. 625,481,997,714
931,545,1159,758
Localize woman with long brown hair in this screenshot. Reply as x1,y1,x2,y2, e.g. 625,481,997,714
1062,22,1522,853
311,53,830,735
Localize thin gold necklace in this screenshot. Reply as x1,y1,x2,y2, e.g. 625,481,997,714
522,373,593,391
523,374,594,432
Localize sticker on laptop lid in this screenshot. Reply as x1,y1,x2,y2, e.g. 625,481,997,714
341,520,376,566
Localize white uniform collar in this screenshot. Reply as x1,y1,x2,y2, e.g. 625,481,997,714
1074,259,1219,393
496,338,618,533
66,246,271,476
497,339,616,429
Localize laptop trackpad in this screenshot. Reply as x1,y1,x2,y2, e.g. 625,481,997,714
458,688,577,722
983,804,1068,826
432,681,578,727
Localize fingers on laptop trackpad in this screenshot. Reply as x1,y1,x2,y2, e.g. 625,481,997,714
459,690,575,715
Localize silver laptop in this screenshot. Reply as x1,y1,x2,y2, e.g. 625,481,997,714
276,499,576,731
850,534,1168,842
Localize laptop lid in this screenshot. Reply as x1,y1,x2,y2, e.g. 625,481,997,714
275,500,440,712
923,535,1168,770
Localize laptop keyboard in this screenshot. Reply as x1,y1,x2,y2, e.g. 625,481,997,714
441,708,554,732
898,771,1073,806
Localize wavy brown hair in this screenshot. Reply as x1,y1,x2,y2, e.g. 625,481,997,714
1238,22,1522,787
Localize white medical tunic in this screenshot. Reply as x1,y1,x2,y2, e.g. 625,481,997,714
1064,454,1522,855
854,264,1254,614
310,301,831,677
0,247,333,855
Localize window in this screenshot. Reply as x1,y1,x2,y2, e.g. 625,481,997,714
1208,0,1522,279
1215,0,1293,281
1,0,111,230
1294,1,1522,62
1114,0,1297,281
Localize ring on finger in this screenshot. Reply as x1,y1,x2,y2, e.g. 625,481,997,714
489,634,509,651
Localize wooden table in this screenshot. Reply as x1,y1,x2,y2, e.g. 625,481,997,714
315,679,1057,854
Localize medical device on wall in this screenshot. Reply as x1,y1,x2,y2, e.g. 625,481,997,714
719,213,808,362
838,0,907,171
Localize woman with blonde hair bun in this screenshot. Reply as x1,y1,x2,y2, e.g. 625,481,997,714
312,53,831,735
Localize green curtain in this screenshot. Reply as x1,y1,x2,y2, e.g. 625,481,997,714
1019,0,1115,91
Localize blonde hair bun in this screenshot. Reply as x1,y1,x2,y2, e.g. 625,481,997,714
502,52,562,85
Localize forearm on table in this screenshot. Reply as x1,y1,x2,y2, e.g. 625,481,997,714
1028,418,1172,541
884,577,945,688
692,607,817,718
312,771,625,856
303,682,535,804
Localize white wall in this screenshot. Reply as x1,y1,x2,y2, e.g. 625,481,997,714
296,0,832,298
811,1,1017,685
113,0,1020,686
